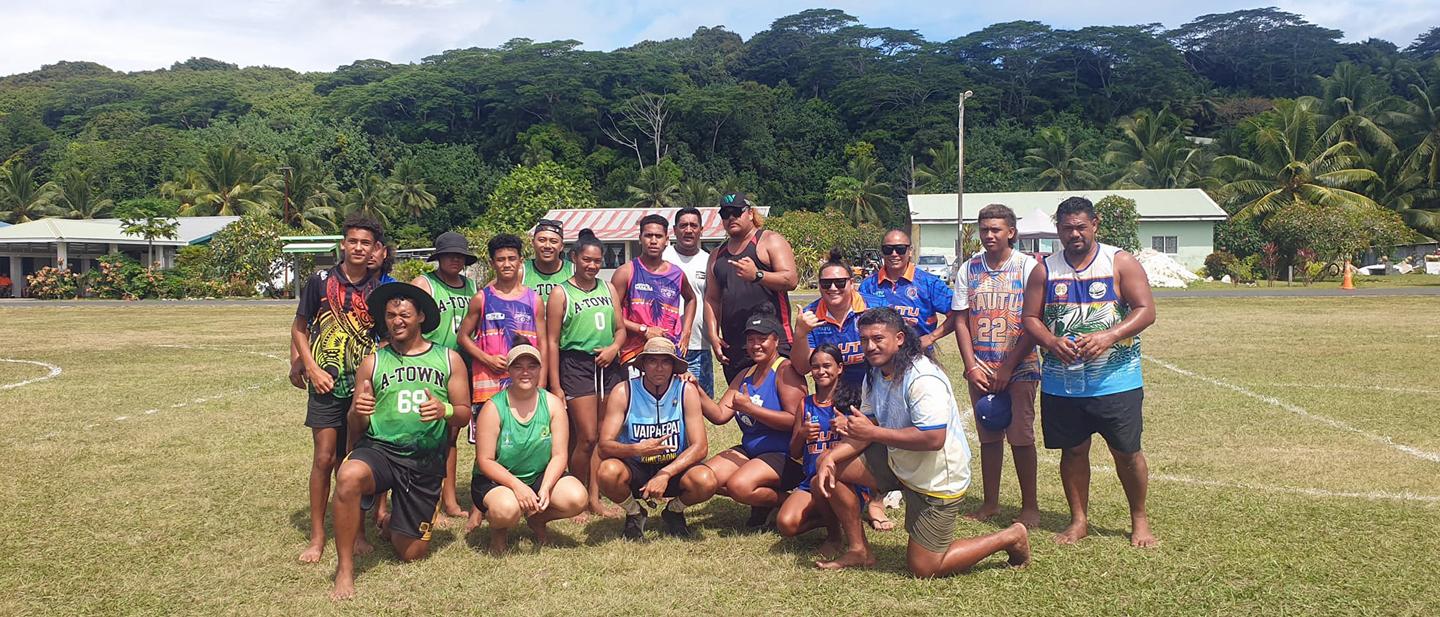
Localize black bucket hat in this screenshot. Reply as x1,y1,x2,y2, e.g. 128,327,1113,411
368,282,441,336
428,231,478,265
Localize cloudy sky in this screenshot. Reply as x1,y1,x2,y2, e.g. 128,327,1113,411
2,0,1436,76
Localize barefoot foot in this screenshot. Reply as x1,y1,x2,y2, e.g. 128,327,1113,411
1053,519,1089,545
816,549,876,570
465,509,484,533
443,502,467,518
298,541,324,564
965,503,1000,522
587,502,622,518
353,535,374,556
488,533,508,556
1005,523,1031,567
1130,515,1158,548
816,537,843,561
528,518,551,547
1014,508,1041,529
329,573,356,601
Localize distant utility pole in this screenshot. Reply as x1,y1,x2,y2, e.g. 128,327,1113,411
955,90,973,259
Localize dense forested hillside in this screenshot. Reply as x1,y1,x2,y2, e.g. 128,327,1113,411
2,7,1439,252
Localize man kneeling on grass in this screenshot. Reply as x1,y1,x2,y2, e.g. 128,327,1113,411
330,282,471,600
813,308,1030,577
596,338,717,541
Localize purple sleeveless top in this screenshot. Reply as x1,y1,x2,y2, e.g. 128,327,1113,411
621,258,686,363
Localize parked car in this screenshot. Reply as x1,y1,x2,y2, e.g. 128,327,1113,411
916,254,950,279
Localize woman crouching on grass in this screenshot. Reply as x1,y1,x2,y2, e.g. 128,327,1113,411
468,334,587,554
776,345,861,558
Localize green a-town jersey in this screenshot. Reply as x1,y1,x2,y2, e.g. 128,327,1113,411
362,344,454,476
557,279,616,352
523,259,573,303
421,271,477,351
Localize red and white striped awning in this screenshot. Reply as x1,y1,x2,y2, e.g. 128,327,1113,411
535,207,769,242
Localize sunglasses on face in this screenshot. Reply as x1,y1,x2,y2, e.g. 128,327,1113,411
818,278,849,290
719,205,748,219
881,244,910,256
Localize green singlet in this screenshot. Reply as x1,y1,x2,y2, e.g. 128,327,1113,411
363,343,453,476
523,258,573,303
487,390,553,485
557,279,616,352
421,271,477,352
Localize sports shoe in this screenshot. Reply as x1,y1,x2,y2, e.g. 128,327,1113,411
660,508,693,538
623,511,647,541
744,506,775,532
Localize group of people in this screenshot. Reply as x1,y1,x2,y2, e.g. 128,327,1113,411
288,192,1158,600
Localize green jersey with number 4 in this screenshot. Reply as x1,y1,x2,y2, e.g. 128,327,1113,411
362,343,454,476
558,279,616,352
421,271,477,352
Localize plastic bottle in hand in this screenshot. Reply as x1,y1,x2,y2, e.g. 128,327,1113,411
1063,335,1086,395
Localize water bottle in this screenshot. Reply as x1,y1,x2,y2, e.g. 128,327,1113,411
1062,336,1086,395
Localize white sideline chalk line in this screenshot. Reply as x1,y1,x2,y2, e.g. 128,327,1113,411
152,343,286,362
0,358,62,391
1266,382,1440,395
1144,355,1440,464
103,344,286,421
1080,463,1440,504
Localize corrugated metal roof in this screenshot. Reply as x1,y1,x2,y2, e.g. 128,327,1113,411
0,216,241,245
908,189,1227,223
538,207,770,242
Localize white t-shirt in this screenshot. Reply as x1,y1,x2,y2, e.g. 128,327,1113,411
663,244,709,351
860,356,971,498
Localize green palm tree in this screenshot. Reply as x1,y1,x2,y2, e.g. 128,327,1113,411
388,160,437,221
341,174,398,226
1103,108,1211,189
0,162,59,223
54,169,114,219
170,146,278,216
1213,98,1380,222
1017,128,1100,191
825,158,892,226
1395,84,1440,188
913,142,958,193
1362,144,1440,237
626,165,679,208
675,179,716,208
275,156,341,233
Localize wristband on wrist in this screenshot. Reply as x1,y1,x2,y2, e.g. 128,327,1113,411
443,402,454,419
965,366,984,375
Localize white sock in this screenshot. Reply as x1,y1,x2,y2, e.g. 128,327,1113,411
620,496,641,515
666,499,687,513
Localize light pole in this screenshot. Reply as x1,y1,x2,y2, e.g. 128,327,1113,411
955,90,973,261
278,166,293,227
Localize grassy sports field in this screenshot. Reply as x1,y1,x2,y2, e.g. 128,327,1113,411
2,296,1437,615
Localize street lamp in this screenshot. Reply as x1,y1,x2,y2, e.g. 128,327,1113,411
278,166,294,227
954,90,973,261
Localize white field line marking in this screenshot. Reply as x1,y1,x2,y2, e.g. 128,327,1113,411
104,344,285,422
152,344,286,362
1266,382,1440,395
1083,463,1440,505
1144,355,1440,464
0,358,62,391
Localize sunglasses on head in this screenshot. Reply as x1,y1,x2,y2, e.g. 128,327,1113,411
718,205,749,219
535,219,563,232
818,277,849,290
881,244,910,256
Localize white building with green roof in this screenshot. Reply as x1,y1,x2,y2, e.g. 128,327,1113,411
906,188,1228,269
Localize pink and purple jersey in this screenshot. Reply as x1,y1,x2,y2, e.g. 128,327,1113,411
471,285,541,404
620,258,687,363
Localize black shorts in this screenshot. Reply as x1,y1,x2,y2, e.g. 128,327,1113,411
727,445,786,474
470,473,544,513
558,350,625,400
348,447,442,541
623,459,687,498
1041,387,1144,454
305,392,351,430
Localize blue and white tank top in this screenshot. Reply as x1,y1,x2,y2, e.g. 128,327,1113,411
1039,243,1143,397
620,376,687,465
800,395,841,483
736,357,791,455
